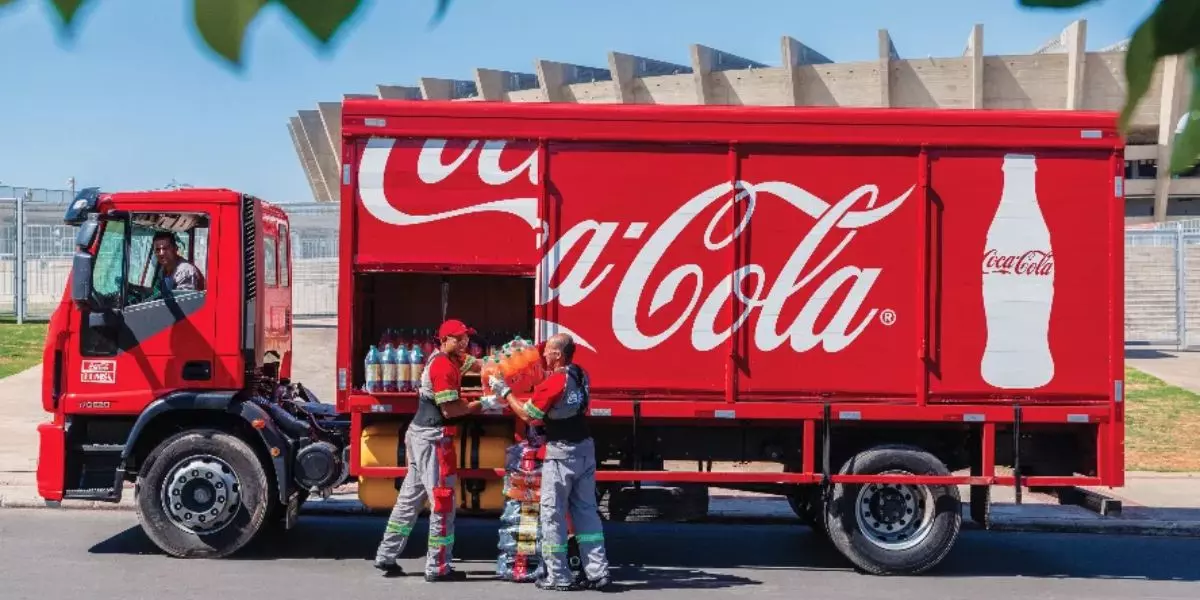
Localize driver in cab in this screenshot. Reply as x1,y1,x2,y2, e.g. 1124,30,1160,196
152,231,205,293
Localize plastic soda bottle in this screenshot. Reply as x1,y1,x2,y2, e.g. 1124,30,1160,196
364,345,382,393
408,342,425,392
380,343,399,393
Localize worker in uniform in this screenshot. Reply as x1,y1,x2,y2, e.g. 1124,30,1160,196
374,318,499,581
490,332,612,591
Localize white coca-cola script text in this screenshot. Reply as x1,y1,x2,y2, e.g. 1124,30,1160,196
359,138,916,354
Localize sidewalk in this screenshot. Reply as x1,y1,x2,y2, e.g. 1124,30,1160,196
1125,345,1200,394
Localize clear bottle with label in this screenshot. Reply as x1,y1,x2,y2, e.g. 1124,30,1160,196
364,345,382,393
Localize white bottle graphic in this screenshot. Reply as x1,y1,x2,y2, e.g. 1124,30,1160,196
981,153,1055,389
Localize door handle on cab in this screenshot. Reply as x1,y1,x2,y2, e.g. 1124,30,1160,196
182,361,212,381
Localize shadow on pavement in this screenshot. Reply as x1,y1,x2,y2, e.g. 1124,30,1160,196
1124,347,1179,360
88,514,1200,584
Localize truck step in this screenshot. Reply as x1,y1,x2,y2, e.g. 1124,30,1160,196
62,487,121,501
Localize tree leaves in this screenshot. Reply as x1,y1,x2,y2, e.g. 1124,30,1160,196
1017,0,1099,8
1115,1,1200,173
193,0,367,66
194,0,267,66
1169,52,1200,173
278,0,363,44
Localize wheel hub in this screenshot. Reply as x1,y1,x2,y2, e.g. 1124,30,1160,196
161,455,241,535
854,476,935,551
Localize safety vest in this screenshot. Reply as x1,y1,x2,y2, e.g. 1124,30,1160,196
413,350,458,428
542,364,591,443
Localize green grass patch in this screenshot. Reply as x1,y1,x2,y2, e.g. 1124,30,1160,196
0,322,48,379
1124,366,1200,471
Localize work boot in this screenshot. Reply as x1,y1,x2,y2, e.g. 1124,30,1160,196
374,562,405,578
424,569,467,582
535,578,579,592
580,576,611,591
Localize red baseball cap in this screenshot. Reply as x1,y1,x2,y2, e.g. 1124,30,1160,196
437,319,476,339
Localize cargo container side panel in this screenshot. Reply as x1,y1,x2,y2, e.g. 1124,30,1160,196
355,137,541,270
539,142,734,396
736,150,921,398
928,151,1112,401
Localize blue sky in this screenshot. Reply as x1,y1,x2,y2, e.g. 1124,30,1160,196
0,0,1158,203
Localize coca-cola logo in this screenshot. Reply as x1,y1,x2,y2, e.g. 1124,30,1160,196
358,138,914,354
982,249,1054,276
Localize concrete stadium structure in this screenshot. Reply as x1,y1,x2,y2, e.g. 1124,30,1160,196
288,19,1197,224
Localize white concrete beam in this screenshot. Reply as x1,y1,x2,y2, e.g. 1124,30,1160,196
536,60,611,102
296,110,338,203
474,68,539,101
288,116,329,203
419,77,478,100
878,29,893,107
782,36,833,66
607,52,691,103
965,24,984,109
1155,54,1190,221
1066,20,1087,109
691,44,769,104
782,36,834,106
317,101,342,169
377,85,422,100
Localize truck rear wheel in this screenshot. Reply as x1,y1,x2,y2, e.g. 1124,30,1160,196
134,429,271,558
823,445,961,576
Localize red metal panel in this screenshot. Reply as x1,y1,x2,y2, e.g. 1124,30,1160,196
36,421,65,501
1108,149,1126,487
337,140,360,413
342,101,1120,151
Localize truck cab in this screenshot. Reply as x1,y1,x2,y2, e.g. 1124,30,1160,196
35,187,336,558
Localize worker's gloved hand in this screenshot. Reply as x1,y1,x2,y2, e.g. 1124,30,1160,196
489,375,512,400
478,394,504,413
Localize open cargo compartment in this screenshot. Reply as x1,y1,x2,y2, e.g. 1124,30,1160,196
350,271,537,396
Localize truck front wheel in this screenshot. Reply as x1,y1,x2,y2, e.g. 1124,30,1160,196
823,445,962,576
134,429,271,558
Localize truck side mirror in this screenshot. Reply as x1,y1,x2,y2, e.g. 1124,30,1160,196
71,250,95,310
75,216,100,250
71,213,101,311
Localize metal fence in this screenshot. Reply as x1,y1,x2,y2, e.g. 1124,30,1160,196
0,197,340,321
1124,227,1200,348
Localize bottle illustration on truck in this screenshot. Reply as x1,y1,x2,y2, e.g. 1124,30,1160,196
34,100,1125,577
981,153,1057,389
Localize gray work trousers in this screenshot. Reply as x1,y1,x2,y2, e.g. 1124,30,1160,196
375,424,457,576
540,437,610,586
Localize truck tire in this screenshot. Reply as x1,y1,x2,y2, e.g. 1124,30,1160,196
601,484,709,523
823,445,962,576
134,429,272,558
788,489,829,540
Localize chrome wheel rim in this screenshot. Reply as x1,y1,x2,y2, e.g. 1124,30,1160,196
853,471,936,551
160,454,241,535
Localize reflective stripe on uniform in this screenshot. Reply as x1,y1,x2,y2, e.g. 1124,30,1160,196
459,355,476,374
434,390,459,405
523,401,545,420
386,521,412,535
543,542,569,554
428,534,455,547
576,532,604,544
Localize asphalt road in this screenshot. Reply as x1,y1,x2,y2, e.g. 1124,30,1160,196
1,509,1199,600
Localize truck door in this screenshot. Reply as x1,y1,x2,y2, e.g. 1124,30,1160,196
68,210,220,413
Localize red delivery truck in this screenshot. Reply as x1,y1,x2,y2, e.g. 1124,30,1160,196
36,99,1125,576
